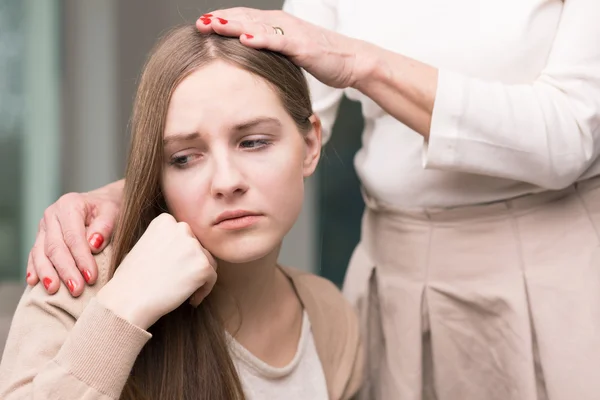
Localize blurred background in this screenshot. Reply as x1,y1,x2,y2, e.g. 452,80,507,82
0,0,365,351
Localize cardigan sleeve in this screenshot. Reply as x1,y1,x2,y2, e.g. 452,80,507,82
0,251,151,399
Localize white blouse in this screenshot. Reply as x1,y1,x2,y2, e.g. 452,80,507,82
227,312,329,400
284,0,600,208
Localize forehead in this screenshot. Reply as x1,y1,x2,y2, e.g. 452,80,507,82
164,61,289,136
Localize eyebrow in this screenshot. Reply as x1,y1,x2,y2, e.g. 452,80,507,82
163,117,282,145
231,117,282,132
163,132,200,146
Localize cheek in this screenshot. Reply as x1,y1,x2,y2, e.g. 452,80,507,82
161,170,209,226
256,150,306,219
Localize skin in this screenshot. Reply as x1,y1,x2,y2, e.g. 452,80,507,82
161,61,314,264
28,8,436,295
92,61,321,367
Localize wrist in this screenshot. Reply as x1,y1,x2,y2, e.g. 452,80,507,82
97,285,152,330
349,39,382,91
90,179,125,202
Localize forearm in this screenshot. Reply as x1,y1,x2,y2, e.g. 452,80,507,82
32,300,148,399
352,41,438,139
91,178,125,201
0,269,150,399
349,39,600,188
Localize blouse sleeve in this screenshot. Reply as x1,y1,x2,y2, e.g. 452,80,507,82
424,0,600,189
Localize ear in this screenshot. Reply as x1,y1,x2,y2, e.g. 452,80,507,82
302,114,322,178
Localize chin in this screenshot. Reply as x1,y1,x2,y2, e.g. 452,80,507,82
208,234,281,264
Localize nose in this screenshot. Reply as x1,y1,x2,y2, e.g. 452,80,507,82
210,153,248,199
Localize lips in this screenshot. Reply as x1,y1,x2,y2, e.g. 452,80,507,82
213,209,263,226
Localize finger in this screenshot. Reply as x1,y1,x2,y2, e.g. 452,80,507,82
239,29,295,56
199,16,295,57
26,252,39,286
31,228,60,295
202,7,278,22
197,7,257,22
200,247,217,271
196,16,237,34
85,205,117,254
56,201,99,286
25,217,52,286
199,15,273,38
44,214,84,297
176,221,195,238
196,7,279,35
189,268,218,307
196,15,215,31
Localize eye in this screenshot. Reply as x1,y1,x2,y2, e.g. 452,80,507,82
240,139,271,150
168,154,198,169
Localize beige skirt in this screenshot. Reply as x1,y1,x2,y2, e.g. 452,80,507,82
344,177,600,400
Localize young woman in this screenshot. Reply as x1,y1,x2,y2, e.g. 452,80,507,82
0,26,363,399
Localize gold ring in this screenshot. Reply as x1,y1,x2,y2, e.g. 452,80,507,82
273,26,284,35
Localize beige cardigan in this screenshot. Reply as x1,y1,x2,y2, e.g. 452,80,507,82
0,247,363,399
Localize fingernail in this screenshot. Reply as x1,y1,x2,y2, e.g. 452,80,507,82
89,233,104,249
43,277,52,290
244,34,254,39
200,17,211,25
66,279,77,293
83,269,92,284
26,272,31,280
217,17,228,24
202,13,213,17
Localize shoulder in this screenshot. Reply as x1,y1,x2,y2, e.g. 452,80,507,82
281,266,364,399
92,245,115,286
22,246,115,319
281,266,354,319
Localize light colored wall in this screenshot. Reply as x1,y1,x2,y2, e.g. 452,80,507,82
61,0,120,193
1,0,62,357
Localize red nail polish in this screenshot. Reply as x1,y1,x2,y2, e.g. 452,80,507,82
83,269,92,284
89,233,104,249
244,34,254,39
217,17,228,24
67,279,76,293
200,17,211,25
26,272,31,279
202,13,213,17
43,278,52,290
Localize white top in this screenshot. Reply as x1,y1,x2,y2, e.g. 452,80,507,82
227,312,329,400
284,0,600,208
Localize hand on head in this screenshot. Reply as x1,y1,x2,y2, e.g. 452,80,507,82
195,7,372,89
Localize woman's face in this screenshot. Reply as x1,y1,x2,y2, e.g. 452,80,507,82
161,60,321,263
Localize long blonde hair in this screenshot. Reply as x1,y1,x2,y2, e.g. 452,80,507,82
110,26,313,400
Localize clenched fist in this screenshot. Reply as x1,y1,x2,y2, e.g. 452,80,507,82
96,213,217,330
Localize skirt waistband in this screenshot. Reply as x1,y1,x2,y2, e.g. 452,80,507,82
361,175,600,223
